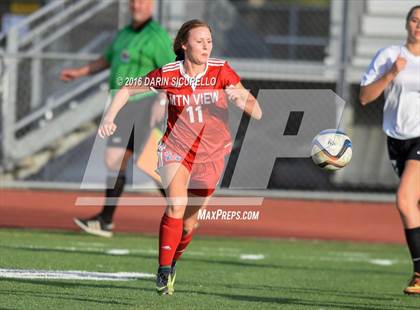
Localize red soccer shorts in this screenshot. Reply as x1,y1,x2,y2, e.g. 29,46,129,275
157,143,225,197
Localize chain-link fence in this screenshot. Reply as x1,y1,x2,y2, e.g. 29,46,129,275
2,0,414,194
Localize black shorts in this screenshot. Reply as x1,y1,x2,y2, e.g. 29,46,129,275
387,136,420,177
107,95,155,152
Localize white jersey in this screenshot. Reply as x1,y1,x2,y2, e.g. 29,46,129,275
361,45,420,140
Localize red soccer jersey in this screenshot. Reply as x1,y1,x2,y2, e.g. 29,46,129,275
146,58,240,163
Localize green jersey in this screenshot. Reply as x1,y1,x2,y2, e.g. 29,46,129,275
103,19,175,100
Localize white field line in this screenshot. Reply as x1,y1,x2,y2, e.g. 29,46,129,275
2,244,240,258
2,244,405,266
105,249,130,255
240,254,265,260
0,268,154,281
278,253,406,266
368,259,397,266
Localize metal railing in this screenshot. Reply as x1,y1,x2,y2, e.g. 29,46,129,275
0,0,119,170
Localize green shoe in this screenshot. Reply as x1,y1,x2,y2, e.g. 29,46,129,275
167,263,177,294
156,268,172,295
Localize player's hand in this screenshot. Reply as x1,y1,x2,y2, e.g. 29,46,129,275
98,119,117,139
150,99,166,128
390,54,407,77
60,68,82,81
225,85,247,109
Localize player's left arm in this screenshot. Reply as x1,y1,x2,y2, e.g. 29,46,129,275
226,82,262,120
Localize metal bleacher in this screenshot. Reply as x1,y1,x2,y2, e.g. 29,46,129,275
352,0,417,68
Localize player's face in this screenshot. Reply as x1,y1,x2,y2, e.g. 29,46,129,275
406,8,420,42
130,0,153,24
183,27,213,65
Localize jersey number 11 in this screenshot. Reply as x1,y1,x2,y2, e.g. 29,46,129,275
186,106,203,123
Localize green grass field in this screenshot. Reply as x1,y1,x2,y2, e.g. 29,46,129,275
0,229,419,310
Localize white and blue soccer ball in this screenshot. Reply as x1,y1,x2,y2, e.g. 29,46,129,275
311,129,352,170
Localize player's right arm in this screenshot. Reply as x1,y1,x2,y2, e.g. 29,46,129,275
359,54,406,106
60,57,110,81
98,83,152,138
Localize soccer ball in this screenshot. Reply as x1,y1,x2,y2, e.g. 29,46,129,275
310,129,352,170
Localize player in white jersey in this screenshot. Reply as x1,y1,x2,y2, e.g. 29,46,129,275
360,5,420,295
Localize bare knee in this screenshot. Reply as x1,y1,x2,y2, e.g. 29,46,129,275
166,197,188,218
105,149,131,171
397,190,420,228
397,189,409,212
166,204,186,215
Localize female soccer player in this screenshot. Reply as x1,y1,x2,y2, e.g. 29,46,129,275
359,5,420,295
98,19,262,295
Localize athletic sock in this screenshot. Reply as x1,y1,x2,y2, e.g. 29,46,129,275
99,171,126,223
158,266,171,273
159,214,183,267
405,227,420,273
173,230,194,261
